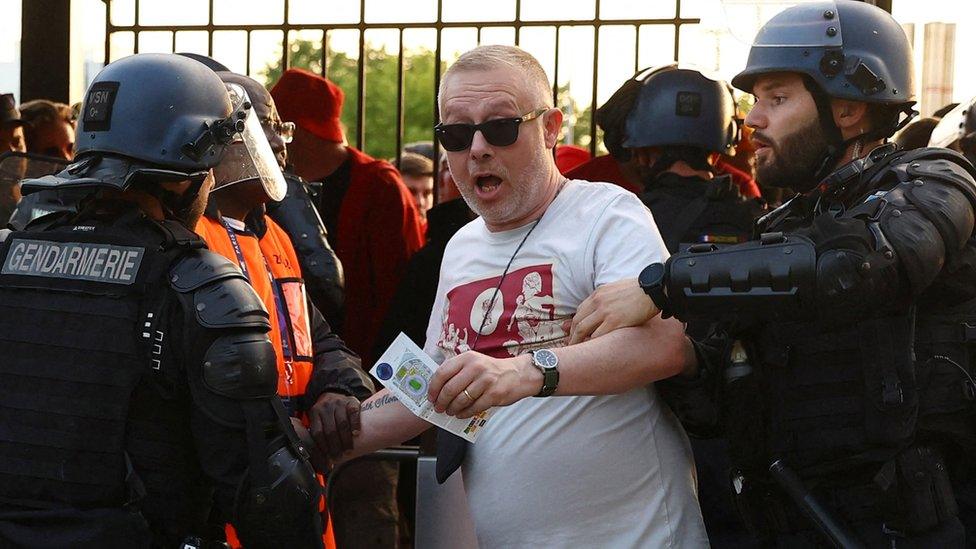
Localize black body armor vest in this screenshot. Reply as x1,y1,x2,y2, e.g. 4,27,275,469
0,211,192,511
641,172,764,253
725,147,976,538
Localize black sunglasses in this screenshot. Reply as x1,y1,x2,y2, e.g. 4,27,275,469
435,108,548,152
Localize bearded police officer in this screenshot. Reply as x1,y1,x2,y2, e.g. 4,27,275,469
0,54,324,547
572,1,976,546
624,64,764,253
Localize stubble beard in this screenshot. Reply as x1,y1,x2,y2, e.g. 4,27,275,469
755,117,831,193
458,150,551,228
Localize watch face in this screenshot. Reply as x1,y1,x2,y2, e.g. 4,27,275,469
639,262,665,288
535,349,558,369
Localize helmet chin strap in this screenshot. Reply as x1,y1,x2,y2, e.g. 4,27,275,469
802,75,917,184
803,75,855,183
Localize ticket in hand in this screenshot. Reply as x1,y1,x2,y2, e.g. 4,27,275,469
371,333,493,443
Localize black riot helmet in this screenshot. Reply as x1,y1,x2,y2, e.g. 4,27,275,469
22,53,249,196
623,65,738,155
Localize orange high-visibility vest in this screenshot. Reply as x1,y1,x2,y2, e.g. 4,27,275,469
195,215,315,401
195,214,335,549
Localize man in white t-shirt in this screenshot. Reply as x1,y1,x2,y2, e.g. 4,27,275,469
337,45,707,547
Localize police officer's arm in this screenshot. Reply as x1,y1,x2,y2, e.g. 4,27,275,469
303,299,376,460
572,156,976,334
171,251,323,548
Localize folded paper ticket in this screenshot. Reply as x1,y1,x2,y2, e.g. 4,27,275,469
371,333,493,442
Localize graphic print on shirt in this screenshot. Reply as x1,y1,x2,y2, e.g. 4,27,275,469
438,264,566,359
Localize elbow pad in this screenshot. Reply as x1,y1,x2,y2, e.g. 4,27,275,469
665,233,817,323
234,445,324,548
173,249,277,426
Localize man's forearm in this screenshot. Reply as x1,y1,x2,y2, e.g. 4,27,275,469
345,388,431,461
428,315,697,418
551,315,695,396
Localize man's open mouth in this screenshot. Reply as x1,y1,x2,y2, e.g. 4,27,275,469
475,174,502,194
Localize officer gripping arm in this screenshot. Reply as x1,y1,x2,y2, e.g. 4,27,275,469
570,148,976,343
569,0,976,343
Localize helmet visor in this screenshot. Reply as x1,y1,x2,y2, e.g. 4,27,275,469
212,83,287,202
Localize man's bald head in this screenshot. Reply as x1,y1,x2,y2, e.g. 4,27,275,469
438,45,552,114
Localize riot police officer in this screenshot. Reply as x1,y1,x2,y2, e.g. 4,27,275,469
624,65,764,253
0,53,324,547
572,1,976,546
624,65,764,548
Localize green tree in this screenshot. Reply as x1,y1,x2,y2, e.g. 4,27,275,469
556,83,605,156
261,38,439,161
263,37,599,159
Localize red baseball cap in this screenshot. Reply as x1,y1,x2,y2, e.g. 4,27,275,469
271,68,345,143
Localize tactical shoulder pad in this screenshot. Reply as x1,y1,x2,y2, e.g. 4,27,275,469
203,332,278,399
171,249,271,331
169,249,244,292
898,148,976,207
874,176,975,293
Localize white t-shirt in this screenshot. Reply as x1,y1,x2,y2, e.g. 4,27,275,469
423,179,708,548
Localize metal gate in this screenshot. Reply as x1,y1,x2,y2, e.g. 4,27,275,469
103,0,700,161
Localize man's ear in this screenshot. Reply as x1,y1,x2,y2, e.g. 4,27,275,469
543,108,563,149
831,98,870,139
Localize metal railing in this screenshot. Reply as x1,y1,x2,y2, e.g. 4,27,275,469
104,0,699,182
325,445,421,513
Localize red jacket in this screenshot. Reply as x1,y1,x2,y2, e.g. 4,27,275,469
714,158,761,199
336,147,424,365
565,155,642,194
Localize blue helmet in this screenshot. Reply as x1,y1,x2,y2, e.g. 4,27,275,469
623,65,738,155
24,53,247,195
732,0,914,107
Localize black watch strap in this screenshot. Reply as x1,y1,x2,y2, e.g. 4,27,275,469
536,368,559,398
639,262,672,318
646,284,672,319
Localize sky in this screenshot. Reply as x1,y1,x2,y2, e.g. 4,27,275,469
0,0,972,115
